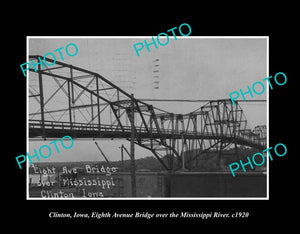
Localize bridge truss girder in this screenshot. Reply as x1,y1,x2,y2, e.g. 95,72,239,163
28,55,266,172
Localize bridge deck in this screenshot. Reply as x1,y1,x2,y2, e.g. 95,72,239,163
29,120,265,150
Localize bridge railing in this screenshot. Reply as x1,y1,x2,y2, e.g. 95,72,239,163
29,119,219,137
29,119,266,147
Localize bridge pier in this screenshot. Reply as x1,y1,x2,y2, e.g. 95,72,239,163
129,94,136,197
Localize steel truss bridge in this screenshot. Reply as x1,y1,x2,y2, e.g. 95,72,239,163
28,55,266,172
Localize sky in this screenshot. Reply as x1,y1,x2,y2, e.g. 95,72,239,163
28,37,267,162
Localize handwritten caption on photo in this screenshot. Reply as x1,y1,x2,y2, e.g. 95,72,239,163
34,164,119,198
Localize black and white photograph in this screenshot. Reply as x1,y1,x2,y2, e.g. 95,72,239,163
5,10,294,226
27,36,268,199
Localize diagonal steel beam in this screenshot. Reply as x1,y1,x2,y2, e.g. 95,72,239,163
73,77,95,103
